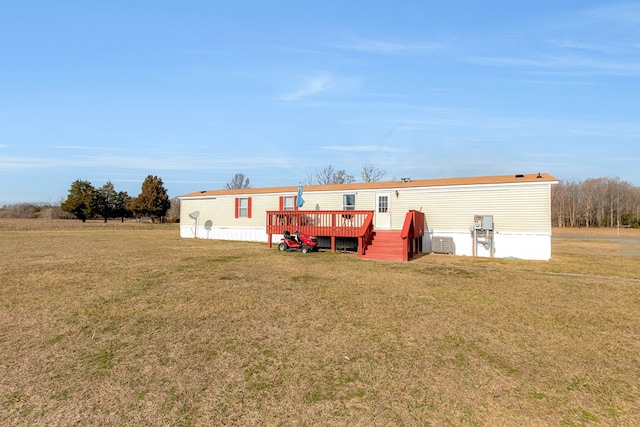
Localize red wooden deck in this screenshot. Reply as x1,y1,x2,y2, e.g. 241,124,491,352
266,209,426,261
266,210,374,253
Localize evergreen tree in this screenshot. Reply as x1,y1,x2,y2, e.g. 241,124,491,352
114,191,133,222
93,181,118,223
61,180,96,222
130,175,171,222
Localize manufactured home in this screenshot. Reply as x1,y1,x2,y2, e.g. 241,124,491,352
179,173,558,261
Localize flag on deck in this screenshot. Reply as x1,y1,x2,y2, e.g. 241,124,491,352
297,185,305,208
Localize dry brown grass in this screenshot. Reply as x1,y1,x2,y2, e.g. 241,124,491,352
1,219,639,426
553,226,640,238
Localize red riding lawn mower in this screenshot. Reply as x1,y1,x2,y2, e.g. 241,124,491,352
278,230,318,253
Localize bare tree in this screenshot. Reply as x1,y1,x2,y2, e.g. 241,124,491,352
591,178,608,227
333,169,355,184
313,165,355,185
551,177,640,228
0,203,67,219
225,173,250,190
361,164,387,183
632,187,640,225
551,181,567,227
566,181,581,227
314,165,336,185
167,197,181,221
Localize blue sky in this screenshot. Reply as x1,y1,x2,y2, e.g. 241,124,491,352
1,1,639,204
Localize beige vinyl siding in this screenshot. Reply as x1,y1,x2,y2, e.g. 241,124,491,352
407,184,551,233
181,194,277,228
296,191,375,212
354,192,375,211
295,193,338,211
249,194,277,225
180,198,218,225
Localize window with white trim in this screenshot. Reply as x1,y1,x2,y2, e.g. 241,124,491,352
343,194,355,210
283,196,295,211
238,197,249,218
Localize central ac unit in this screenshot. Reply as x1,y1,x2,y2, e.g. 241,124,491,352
432,236,454,254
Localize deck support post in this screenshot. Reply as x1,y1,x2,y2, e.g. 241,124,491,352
402,238,409,262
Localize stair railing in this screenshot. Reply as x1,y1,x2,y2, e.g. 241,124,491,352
357,211,375,256
401,210,426,261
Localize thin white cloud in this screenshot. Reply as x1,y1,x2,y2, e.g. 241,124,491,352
0,156,73,169
320,145,405,153
0,152,297,172
279,74,334,101
544,39,628,55
331,33,444,54
466,53,640,76
604,155,640,163
459,3,640,79
541,3,640,37
585,3,640,26
50,145,109,151
516,78,593,86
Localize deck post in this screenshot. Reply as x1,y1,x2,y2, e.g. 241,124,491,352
267,234,272,249
402,238,409,262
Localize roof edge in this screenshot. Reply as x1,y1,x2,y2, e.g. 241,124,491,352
179,173,558,198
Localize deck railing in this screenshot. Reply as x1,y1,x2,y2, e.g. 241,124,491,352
266,210,374,251
400,210,426,261
358,213,375,256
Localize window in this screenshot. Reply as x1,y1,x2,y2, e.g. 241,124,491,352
343,194,355,210
378,195,388,213
235,197,252,218
279,195,298,211
238,198,248,217
283,196,295,211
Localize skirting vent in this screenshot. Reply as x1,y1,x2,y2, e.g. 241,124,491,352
432,236,454,254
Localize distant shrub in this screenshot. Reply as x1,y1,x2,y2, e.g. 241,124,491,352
0,203,71,219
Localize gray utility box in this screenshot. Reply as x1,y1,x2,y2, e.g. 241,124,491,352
473,214,494,230
432,236,454,254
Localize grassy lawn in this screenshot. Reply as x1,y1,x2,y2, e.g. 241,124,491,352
1,220,639,426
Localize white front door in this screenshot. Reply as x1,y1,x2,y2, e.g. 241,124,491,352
375,192,392,229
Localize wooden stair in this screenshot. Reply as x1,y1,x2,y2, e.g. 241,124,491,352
360,230,405,261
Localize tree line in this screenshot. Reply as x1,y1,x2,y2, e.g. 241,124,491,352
552,177,640,228
61,175,171,222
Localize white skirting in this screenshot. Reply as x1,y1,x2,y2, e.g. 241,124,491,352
425,231,551,260
181,225,552,260
180,225,280,243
